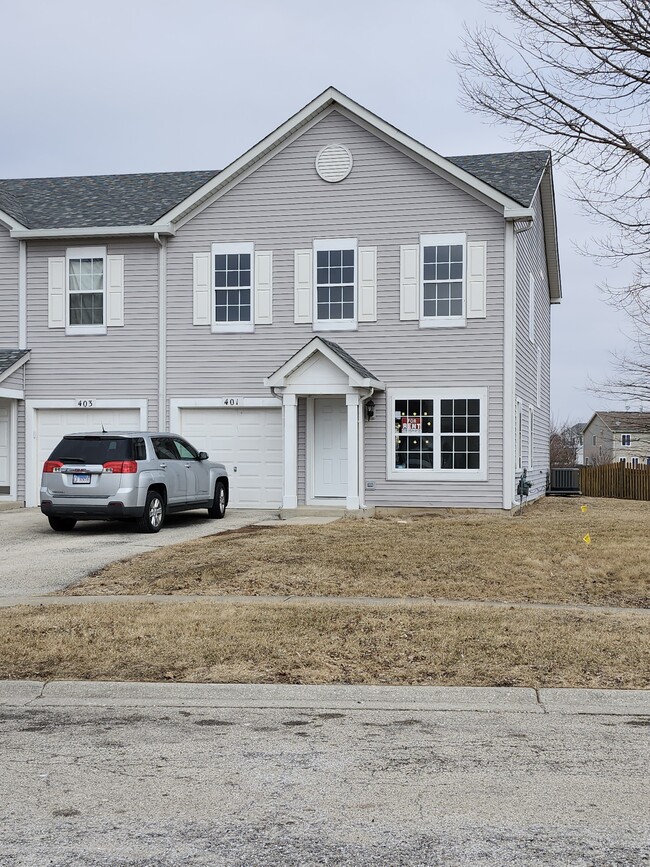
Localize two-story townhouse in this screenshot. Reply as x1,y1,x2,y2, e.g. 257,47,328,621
583,412,650,466
0,88,561,513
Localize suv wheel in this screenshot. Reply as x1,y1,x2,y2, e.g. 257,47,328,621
48,516,77,532
207,481,227,519
138,490,165,533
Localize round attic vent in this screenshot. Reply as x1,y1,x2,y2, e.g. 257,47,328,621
315,143,353,183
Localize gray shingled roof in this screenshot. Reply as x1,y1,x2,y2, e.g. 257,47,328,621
0,150,549,230
0,349,29,377
319,338,378,381
596,411,650,432
0,170,219,229
448,150,550,208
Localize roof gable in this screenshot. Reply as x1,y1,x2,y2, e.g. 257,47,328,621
265,337,382,389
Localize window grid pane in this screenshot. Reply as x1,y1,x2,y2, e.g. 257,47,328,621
316,249,354,321
440,398,481,469
214,252,252,323
68,258,104,326
394,398,434,469
423,244,463,318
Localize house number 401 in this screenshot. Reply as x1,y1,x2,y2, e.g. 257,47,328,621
223,398,240,406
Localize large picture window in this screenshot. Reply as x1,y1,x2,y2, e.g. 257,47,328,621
313,238,357,331
389,388,487,480
212,242,254,332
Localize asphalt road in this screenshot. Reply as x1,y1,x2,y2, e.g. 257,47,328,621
0,507,276,596
1,689,648,866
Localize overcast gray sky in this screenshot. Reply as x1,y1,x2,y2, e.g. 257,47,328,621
1,0,633,423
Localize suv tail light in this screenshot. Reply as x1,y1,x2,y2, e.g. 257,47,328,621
103,461,138,474
43,460,63,473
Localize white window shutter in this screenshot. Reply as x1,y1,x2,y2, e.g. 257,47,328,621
357,246,377,322
254,251,272,325
467,241,487,319
106,255,124,327
48,257,66,328
193,252,211,326
399,245,419,320
294,249,312,324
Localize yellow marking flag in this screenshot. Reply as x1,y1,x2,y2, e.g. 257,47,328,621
583,533,591,545
581,505,588,513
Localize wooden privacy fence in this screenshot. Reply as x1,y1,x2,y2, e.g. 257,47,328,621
580,463,650,500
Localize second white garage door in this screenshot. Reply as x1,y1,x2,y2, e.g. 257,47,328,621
179,407,282,509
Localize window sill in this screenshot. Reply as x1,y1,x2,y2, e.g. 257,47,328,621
313,320,357,332
387,468,487,482
211,323,255,334
65,325,107,336
419,317,466,329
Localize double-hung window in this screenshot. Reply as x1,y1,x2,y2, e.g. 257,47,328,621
212,242,254,333
66,247,106,334
388,388,487,480
621,433,631,447
420,234,465,327
313,238,357,331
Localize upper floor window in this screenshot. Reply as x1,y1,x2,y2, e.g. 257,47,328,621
313,238,357,331
420,234,465,327
212,242,254,333
66,247,106,334
621,433,632,446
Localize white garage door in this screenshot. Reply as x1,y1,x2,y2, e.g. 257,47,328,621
179,407,282,509
34,407,142,505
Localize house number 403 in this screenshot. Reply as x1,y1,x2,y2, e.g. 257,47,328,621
223,398,240,406
76,399,94,408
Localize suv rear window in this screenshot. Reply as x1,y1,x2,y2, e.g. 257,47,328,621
49,436,136,465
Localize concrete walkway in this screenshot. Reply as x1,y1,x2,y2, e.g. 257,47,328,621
1,591,648,616
1,679,649,716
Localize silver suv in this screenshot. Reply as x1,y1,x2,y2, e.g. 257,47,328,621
40,432,229,533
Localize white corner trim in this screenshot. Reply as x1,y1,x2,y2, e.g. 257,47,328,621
503,222,516,509
24,399,148,508
18,241,27,349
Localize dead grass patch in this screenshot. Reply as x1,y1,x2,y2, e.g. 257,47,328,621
1,601,648,688
67,497,650,608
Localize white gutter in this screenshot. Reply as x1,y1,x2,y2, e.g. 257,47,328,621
18,241,27,349
10,224,176,240
154,232,167,431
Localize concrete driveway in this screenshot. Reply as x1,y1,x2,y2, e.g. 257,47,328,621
0,507,277,598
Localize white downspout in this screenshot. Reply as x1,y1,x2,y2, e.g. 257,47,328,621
154,232,166,432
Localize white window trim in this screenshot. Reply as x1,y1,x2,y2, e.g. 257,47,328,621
211,242,255,334
386,387,487,482
419,233,466,329
528,405,534,469
313,237,358,332
621,433,632,446
65,246,107,336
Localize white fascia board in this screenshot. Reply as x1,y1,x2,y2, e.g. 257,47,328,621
539,168,562,303
264,337,383,390
158,86,530,227
0,208,27,232
0,351,30,385
0,386,24,399
10,224,175,240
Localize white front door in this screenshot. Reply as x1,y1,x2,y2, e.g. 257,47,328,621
313,398,347,498
0,400,11,495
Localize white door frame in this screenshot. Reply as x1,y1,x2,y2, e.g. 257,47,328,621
305,392,361,509
25,398,148,507
0,397,18,502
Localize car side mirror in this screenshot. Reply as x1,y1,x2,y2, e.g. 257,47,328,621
198,451,209,461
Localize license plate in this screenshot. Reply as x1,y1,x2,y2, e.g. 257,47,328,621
72,473,91,484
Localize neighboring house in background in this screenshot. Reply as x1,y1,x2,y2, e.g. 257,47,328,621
583,412,650,466
0,87,561,512
569,422,586,465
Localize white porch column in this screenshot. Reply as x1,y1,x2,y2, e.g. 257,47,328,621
346,393,360,510
282,393,298,509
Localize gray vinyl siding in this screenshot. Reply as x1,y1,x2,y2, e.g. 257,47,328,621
1,367,25,391
583,415,613,464
167,110,506,508
16,399,25,501
0,224,19,347
514,188,552,500
24,237,160,430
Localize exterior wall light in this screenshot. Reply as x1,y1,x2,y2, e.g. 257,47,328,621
365,399,375,421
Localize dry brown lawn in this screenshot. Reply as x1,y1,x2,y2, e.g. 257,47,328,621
1,601,648,688
66,497,650,608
